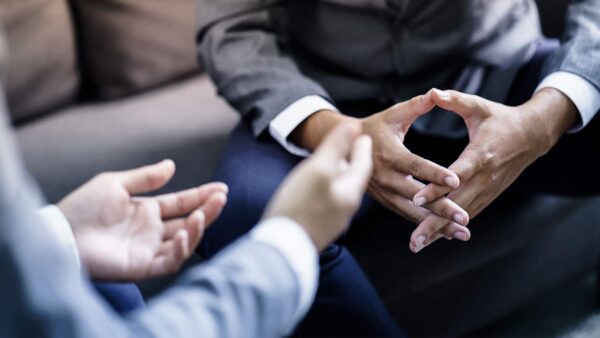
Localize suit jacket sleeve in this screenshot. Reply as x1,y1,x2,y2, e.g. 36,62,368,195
542,0,600,90
197,0,333,136
129,239,302,338
0,91,304,338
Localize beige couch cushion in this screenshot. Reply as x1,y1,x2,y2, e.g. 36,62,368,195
0,0,79,123
72,0,200,100
0,26,7,81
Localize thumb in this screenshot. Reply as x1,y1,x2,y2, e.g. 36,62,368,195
385,94,436,133
119,159,176,194
312,122,360,170
331,135,373,202
429,89,487,120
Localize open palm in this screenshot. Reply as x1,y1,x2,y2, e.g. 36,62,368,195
58,160,228,281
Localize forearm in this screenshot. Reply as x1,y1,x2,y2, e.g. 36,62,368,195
131,225,317,338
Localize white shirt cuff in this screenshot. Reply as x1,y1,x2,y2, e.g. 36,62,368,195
37,205,81,269
269,95,339,157
536,71,600,133
250,216,319,332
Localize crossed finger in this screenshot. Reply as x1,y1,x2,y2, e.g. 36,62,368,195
409,174,487,253
375,169,469,226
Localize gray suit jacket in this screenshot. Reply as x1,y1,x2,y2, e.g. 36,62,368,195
198,0,600,138
0,46,303,337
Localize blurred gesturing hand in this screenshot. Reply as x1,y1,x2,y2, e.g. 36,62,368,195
264,123,373,251
409,88,576,252
58,160,228,281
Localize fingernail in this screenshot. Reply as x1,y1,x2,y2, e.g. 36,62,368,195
435,89,450,100
444,175,459,188
453,213,465,225
411,242,424,254
414,196,427,207
414,239,428,253
453,231,469,241
416,235,426,247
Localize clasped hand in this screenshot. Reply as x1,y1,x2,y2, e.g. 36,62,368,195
405,89,566,253
355,88,569,253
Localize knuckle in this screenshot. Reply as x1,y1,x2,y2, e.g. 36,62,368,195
476,100,491,116
372,170,390,187
375,150,392,165
145,172,162,189
427,221,443,234
456,170,470,183
439,204,453,218
446,90,459,101
481,150,496,168
440,225,453,237
407,160,422,177
175,195,187,213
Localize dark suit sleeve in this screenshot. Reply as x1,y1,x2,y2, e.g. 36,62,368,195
197,0,333,136
542,0,600,89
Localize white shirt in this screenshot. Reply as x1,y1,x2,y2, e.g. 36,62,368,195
37,206,319,326
270,73,600,156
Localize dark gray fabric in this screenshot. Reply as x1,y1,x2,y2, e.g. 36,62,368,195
198,0,334,136
345,193,600,336
0,0,79,123
197,0,543,136
541,0,600,89
72,0,201,99
16,75,239,203
536,0,570,37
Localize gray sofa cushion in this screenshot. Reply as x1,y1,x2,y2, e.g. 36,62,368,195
71,0,200,100
0,0,79,123
16,75,239,203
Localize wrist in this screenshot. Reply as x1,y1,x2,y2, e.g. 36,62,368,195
290,110,359,151
522,88,578,154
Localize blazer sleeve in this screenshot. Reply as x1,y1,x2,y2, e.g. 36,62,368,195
1,203,304,338
129,239,303,338
541,0,600,90
197,0,334,137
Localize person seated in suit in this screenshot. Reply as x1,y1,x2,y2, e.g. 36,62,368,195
196,0,600,335
0,73,379,337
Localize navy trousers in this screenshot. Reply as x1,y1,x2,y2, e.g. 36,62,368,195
94,283,145,315
200,39,599,337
